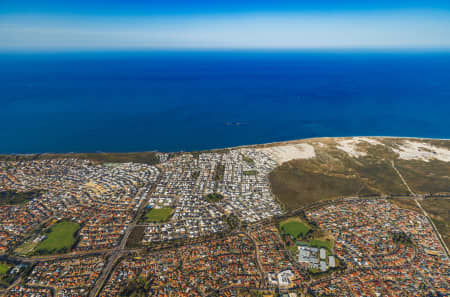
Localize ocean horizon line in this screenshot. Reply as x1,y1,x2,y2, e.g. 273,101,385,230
2,47,450,55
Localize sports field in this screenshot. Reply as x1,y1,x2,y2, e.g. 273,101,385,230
280,219,311,239
35,221,80,254
0,263,10,275
143,207,173,222
309,238,333,251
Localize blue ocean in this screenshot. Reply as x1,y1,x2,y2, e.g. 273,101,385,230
1,51,449,154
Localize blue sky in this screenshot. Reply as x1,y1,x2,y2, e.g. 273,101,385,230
1,0,450,50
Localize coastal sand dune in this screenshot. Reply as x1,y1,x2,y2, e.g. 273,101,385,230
259,143,316,164
392,140,450,162
335,137,384,158
333,137,450,162
257,136,450,164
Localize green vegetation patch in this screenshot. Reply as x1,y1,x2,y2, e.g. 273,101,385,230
14,240,40,256
242,155,255,164
214,164,225,182
143,207,173,223
0,262,14,289
280,220,311,239
34,221,80,254
191,170,200,179
225,214,240,230
126,226,146,248
243,170,258,176
287,244,300,257
309,238,333,251
0,190,45,206
120,277,152,297
0,263,11,275
390,231,414,246
0,152,161,165
205,193,224,203
191,148,230,159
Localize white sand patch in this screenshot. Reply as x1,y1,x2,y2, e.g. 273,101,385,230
335,137,384,158
315,142,325,147
392,140,450,162
357,137,384,146
260,143,316,164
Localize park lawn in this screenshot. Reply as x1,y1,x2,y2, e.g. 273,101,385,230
205,193,224,203
35,221,80,254
280,219,311,239
0,263,11,275
309,238,333,252
143,208,173,222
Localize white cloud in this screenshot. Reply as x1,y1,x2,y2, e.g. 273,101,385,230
1,10,450,50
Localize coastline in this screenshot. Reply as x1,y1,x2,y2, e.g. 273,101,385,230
1,135,449,156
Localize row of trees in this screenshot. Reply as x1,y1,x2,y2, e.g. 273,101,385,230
0,190,45,205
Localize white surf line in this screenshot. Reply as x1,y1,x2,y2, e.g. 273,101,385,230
390,160,415,196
